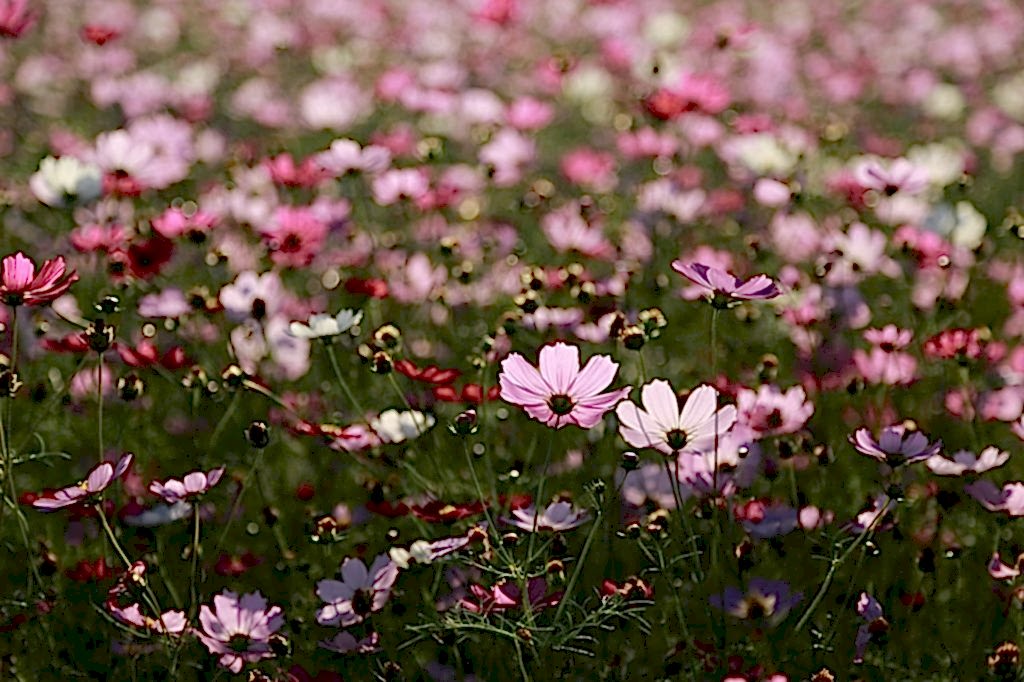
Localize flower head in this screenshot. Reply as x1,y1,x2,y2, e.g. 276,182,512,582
671,261,779,307
32,453,133,511
316,555,400,627
288,309,363,340
506,500,590,532
926,446,1009,477
29,156,103,207
854,592,888,663
499,342,630,429
850,424,941,466
148,467,225,504
0,252,79,307
616,381,736,456
710,578,802,625
197,590,284,674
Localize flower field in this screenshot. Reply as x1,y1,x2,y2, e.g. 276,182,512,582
3,0,1024,680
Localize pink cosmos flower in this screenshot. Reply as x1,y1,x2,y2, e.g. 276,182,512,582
852,157,928,196
736,384,814,436
197,590,284,674
965,480,1024,517
0,252,79,307
149,467,225,504
671,261,779,306
616,381,736,455
498,342,630,430
316,555,400,627
258,207,328,268
925,447,1009,476
32,453,133,511
506,500,590,532
850,425,941,466
106,561,188,636
0,0,34,39
460,577,561,615
988,553,1024,581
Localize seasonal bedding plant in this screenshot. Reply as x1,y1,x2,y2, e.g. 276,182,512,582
3,0,1024,680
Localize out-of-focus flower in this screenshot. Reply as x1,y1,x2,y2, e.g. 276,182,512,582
288,309,362,340
672,261,779,306
319,631,381,655
852,157,927,196
0,252,79,307
965,480,1024,517
106,562,187,635
850,424,941,466
506,501,590,532
31,454,133,511
710,578,802,625
854,592,888,663
616,381,736,456
316,555,400,627
926,447,1009,476
499,342,630,430
370,409,435,443
0,0,34,38
29,156,102,207
736,384,813,436
196,590,284,674
148,467,225,504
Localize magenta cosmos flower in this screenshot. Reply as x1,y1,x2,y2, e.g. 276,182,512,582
149,466,225,504
671,261,779,307
316,555,400,627
32,453,133,511
196,590,284,674
850,424,941,466
499,342,630,429
0,252,79,307
616,381,736,456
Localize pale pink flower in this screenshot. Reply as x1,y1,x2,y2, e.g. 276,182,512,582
616,380,736,456
498,342,630,430
988,553,1024,581
149,467,225,504
506,501,590,532
32,453,133,511
850,425,941,466
0,0,34,38
316,555,400,627
736,384,813,436
926,447,1009,476
853,157,928,196
965,480,1024,516
197,590,284,674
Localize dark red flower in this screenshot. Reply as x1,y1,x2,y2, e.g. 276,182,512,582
411,499,485,523
344,277,389,299
395,360,461,385
81,24,119,45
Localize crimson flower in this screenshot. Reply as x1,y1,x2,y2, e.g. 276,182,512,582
0,252,79,307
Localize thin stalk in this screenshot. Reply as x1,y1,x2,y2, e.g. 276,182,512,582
189,502,201,618
214,449,266,552
793,498,893,633
325,343,366,417
552,508,602,627
97,351,105,463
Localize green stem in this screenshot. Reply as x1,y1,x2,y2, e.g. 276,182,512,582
793,498,893,633
552,508,602,627
189,502,201,618
325,343,366,418
214,449,265,552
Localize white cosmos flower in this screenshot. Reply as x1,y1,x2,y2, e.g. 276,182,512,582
288,309,363,339
370,409,435,443
29,156,103,207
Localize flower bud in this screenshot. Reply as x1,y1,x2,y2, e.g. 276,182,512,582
85,319,115,353
245,420,271,449
371,351,393,375
448,409,478,436
621,451,640,471
117,373,144,401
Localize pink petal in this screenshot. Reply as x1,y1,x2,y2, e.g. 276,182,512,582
538,342,579,394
